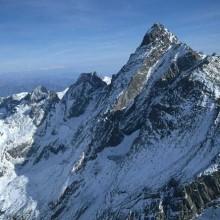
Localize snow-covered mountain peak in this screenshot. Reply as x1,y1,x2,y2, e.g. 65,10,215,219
111,24,192,111
140,23,178,47
62,72,106,118
0,24,220,220
30,85,59,107
74,72,106,87
30,85,49,102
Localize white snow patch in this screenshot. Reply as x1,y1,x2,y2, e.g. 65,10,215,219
12,92,28,101
57,87,69,99
71,152,85,173
102,76,112,85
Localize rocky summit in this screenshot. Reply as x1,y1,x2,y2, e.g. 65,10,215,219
0,23,220,220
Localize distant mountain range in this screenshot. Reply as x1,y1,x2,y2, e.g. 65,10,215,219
0,23,220,220
0,71,79,97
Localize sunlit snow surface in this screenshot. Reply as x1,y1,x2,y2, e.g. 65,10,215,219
102,76,112,85
57,88,69,99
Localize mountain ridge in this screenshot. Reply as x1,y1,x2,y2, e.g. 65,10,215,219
0,23,220,220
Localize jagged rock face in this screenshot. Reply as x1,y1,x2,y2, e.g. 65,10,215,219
0,88,58,163
62,72,106,118
30,86,49,102
111,24,179,111
0,24,220,220
140,23,178,47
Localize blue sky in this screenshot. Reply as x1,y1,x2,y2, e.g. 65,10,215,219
0,0,220,75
